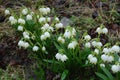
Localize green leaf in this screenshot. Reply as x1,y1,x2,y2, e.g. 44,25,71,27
101,67,114,80
43,59,59,64
114,53,119,61
61,70,69,80
95,72,108,80
54,42,61,50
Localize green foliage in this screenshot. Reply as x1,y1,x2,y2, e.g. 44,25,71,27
5,3,120,79
95,67,114,80
61,70,69,80
0,66,25,80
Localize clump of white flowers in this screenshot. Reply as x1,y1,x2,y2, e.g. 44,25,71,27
55,23,63,29
23,31,30,39
101,54,114,63
55,53,68,62
88,54,97,64
9,16,17,25
84,35,91,41
39,17,46,23
40,32,50,41
64,27,76,39
26,14,32,20
18,18,25,24
96,27,108,34
18,40,29,49
92,41,103,48
111,45,120,53
111,64,120,73
57,36,65,44
68,41,78,49
39,7,50,15
22,8,28,15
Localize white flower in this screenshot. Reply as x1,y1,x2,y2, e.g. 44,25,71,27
18,26,23,31
96,27,102,34
58,36,65,44
9,16,17,25
39,8,47,14
33,46,39,51
55,17,59,21
92,41,102,47
61,55,68,62
18,40,24,47
23,31,29,36
102,28,108,34
107,56,114,62
41,23,49,31
40,32,50,41
46,7,50,13
55,53,62,61
18,18,25,24
5,9,10,15
89,57,97,64
111,65,120,73
84,35,91,41
18,40,29,49
38,17,46,23
24,35,30,39
22,8,28,15
55,53,68,62
85,42,91,48
92,41,97,47
40,34,46,41
55,23,63,29
23,42,29,49
42,46,46,51
64,30,71,39
103,48,109,54
68,41,77,49
49,27,54,32
100,63,105,67
26,14,32,20
111,45,120,53
94,49,99,54
88,54,94,59
47,17,51,22
44,32,50,38
23,31,30,39
10,19,17,25
96,42,103,47
9,16,15,21
101,54,108,62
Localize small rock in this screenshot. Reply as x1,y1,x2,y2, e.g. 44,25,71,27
60,17,71,27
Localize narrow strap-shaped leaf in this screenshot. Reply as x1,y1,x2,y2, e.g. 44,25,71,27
61,70,69,80
101,67,114,80
95,72,108,80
